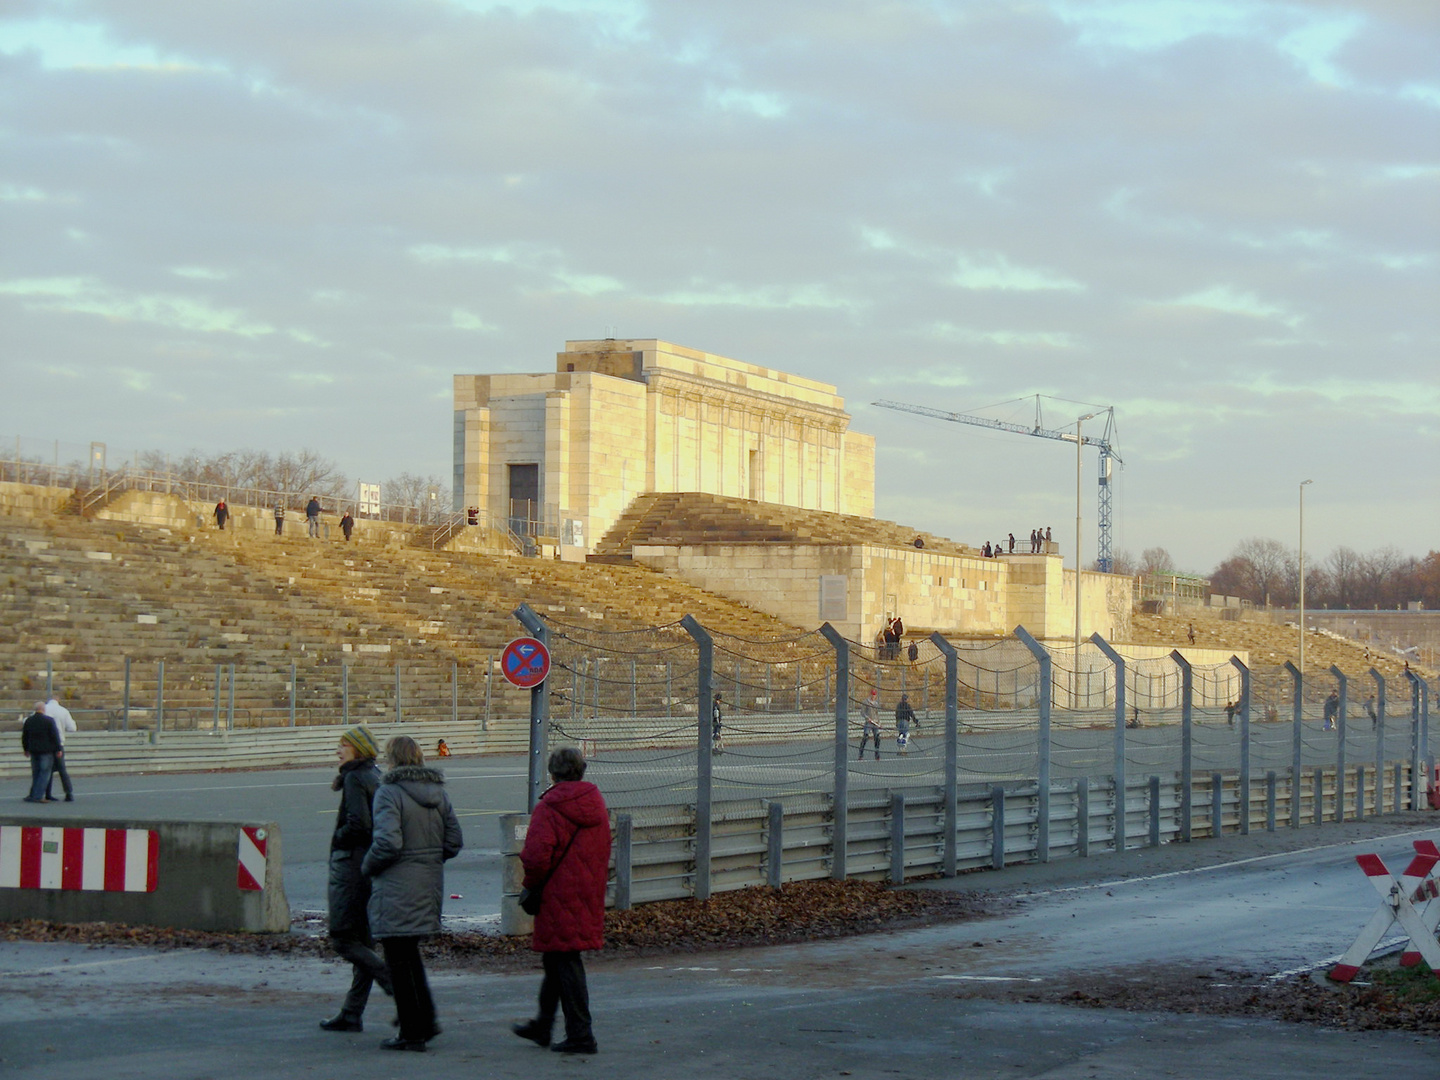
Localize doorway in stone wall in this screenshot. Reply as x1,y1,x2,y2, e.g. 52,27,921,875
508,462,538,536
748,448,762,501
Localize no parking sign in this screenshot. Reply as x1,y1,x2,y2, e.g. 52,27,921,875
501,637,551,688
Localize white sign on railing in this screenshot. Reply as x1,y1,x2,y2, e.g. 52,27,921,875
358,482,381,516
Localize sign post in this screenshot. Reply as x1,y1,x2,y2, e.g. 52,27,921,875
508,609,551,810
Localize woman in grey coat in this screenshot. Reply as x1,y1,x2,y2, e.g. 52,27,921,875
361,736,463,1052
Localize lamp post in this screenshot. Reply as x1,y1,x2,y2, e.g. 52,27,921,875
1298,480,1313,679
1073,413,1097,657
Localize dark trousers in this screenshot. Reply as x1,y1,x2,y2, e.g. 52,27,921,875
859,724,880,759
27,754,54,802
537,950,592,1042
46,752,72,800
333,934,388,1018
380,936,436,1042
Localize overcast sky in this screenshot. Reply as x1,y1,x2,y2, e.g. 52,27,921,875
2,0,1436,576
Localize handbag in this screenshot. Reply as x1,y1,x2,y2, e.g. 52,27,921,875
518,824,581,916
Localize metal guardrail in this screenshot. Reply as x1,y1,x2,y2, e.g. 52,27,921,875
608,759,1424,906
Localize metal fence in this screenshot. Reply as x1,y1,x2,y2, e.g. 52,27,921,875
511,608,1437,903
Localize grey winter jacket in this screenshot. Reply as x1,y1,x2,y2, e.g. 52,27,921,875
362,765,463,938
327,758,382,938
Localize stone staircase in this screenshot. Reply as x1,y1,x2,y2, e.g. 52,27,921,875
0,508,812,730
593,492,975,559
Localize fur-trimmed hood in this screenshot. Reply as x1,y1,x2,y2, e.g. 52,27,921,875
380,764,447,809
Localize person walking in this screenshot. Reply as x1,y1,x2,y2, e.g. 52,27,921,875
306,495,323,538
361,736,463,1052
320,725,390,1034
1323,690,1339,731
340,511,355,542
20,703,61,803
1007,533,1015,554
1365,695,1378,729
43,696,76,802
214,500,229,530
711,692,725,754
895,693,916,752
274,502,285,536
859,689,881,761
513,747,612,1056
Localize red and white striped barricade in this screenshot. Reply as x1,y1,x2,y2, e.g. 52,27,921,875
0,825,159,893
1329,848,1440,982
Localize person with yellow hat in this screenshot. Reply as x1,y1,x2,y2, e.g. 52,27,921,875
320,725,391,1033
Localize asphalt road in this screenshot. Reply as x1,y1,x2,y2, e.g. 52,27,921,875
4,812,1440,1077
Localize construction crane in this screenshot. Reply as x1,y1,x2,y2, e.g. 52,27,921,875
872,396,1123,572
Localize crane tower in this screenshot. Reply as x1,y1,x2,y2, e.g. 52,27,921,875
872,396,1123,573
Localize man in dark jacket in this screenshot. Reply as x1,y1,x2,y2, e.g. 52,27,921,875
321,725,390,1033
514,747,611,1055
20,703,61,803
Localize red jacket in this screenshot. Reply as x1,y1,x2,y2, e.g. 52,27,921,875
520,780,611,952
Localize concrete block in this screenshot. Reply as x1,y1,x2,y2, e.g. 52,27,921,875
0,816,288,933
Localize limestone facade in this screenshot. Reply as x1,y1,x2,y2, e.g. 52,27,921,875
453,340,876,553
630,543,1134,648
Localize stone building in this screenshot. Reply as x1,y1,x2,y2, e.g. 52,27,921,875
453,339,875,554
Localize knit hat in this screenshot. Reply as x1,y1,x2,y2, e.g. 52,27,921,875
340,724,379,759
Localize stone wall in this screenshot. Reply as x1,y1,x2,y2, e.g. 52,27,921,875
632,541,1133,646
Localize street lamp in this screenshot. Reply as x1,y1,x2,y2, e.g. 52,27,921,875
1073,413,1097,657
1299,479,1313,679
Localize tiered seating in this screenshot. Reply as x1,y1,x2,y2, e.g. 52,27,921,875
0,507,814,729
594,492,974,558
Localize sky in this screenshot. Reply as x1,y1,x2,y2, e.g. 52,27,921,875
1,0,1436,576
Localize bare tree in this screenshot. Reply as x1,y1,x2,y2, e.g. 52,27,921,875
1321,546,1361,608
1139,547,1175,576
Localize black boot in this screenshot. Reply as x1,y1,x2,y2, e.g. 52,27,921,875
320,1013,364,1033
513,1020,552,1047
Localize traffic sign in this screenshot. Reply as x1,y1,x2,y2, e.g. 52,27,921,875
501,637,551,689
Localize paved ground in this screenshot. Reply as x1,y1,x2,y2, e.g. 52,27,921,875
5,789,1440,1077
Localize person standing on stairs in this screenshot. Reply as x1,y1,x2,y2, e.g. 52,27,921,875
306,495,323,538
274,502,286,536
214,500,229,530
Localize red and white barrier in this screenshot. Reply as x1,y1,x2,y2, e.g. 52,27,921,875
1330,846,1440,982
237,826,267,891
0,825,159,893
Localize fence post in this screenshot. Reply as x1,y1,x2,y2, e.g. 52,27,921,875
515,604,553,815
1148,775,1161,847
1285,661,1302,828
1230,657,1250,835
1266,770,1277,831
1171,651,1193,842
1314,766,1325,823
819,623,849,881
453,661,459,724
122,657,130,732
681,614,714,900
1014,626,1051,863
1211,772,1223,836
156,659,164,737
631,659,637,718
767,800,784,888
614,814,633,911
213,664,222,730
929,631,959,877
1356,765,1365,821
890,792,906,884
290,661,297,728
1331,665,1347,822
46,659,53,701
1076,776,1090,858
1091,634,1126,851
990,785,1005,870
342,663,350,726
394,664,402,725
226,663,235,731
1371,669,1385,813
1405,669,1425,811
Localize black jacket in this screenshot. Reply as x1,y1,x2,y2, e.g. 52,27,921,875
328,757,383,938
21,712,61,756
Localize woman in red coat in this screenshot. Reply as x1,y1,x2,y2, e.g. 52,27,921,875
512,747,611,1055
